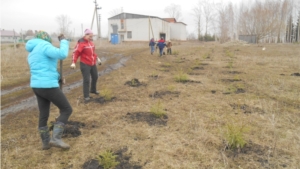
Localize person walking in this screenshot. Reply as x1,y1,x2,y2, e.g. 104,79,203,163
157,37,166,57
149,38,156,55
70,29,101,101
166,40,172,55
26,31,72,150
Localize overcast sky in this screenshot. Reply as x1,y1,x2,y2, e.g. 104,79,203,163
1,0,240,38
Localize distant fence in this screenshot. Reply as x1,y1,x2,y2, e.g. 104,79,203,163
239,35,256,43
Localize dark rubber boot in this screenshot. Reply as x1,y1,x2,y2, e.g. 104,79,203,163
49,122,70,149
38,126,51,150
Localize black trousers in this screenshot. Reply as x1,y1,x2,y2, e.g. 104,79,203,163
33,88,72,128
80,62,98,98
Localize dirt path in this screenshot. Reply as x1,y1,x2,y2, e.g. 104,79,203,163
1,53,130,117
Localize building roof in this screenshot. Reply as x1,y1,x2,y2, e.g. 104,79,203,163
109,12,160,20
163,18,177,23
109,13,187,25
0,30,20,37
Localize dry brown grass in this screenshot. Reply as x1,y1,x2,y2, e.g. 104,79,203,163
1,41,300,169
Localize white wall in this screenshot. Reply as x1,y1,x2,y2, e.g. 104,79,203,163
108,18,171,42
0,36,20,43
170,23,187,41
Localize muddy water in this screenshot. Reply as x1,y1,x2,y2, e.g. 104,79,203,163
1,55,130,117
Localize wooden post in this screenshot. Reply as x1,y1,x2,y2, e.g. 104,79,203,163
149,17,154,39
91,7,96,30
13,29,16,52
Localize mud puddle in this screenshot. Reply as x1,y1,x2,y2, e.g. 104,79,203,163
1,54,130,117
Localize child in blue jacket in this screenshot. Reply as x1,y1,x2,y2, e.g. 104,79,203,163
149,38,156,55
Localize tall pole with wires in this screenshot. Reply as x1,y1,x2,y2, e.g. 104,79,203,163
91,0,101,41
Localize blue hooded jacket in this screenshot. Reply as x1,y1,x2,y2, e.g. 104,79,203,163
26,39,69,88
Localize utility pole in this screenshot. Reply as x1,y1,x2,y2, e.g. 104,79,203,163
91,0,102,41
81,23,83,36
98,14,101,39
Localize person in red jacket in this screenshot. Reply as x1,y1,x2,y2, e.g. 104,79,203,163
70,29,101,101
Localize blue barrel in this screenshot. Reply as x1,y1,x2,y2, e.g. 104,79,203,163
111,34,119,44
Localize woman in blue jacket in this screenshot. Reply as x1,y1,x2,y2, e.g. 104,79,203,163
26,31,72,150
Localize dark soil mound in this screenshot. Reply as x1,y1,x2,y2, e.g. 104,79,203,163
49,121,85,138
125,112,168,126
82,147,143,169
230,103,265,114
93,97,116,104
124,79,145,87
149,91,180,98
291,73,300,76
221,79,242,82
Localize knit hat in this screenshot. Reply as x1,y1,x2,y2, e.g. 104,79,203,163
35,31,52,43
84,29,93,35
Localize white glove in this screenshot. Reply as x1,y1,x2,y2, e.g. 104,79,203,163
70,63,76,69
97,57,102,65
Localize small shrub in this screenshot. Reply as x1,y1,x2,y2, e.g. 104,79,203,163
225,50,234,58
227,60,234,69
158,68,169,72
224,123,249,150
150,101,166,118
173,51,179,55
100,87,113,101
187,68,193,74
150,71,158,77
224,84,237,94
167,85,175,92
175,70,189,83
233,75,241,81
194,60,201,66
236,83,245,90
97,150,119,169
162,62,171,67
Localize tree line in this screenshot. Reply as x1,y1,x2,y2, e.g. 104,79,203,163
187,0,300,43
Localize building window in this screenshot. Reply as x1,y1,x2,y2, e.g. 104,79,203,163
127,31,132,39
121,19,124,29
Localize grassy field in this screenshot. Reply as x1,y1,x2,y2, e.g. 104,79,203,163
1,41,300,169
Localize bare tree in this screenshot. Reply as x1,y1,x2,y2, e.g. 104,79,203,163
56,15,72,37
238,0,283,43
218,6,230,43
202,1,216,36
109,7,123,18
164,3,182,21
187,32,197,40
192,1,202,40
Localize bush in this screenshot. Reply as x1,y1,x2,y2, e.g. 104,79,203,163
162,62,171,67
175,70,189,83
173,51,179,55
199,34,215,41
150,101,166,118
224,123,249,150
97,150,119,169
100,87,113,101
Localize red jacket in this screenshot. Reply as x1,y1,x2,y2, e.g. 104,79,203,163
72,38,97,66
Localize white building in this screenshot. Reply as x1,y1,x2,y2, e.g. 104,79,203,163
108,13,187,43
0,29,20,43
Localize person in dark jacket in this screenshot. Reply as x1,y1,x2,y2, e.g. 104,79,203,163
70,29,101,101
157,37,166,57
26,31,72,150
149,38,156,55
